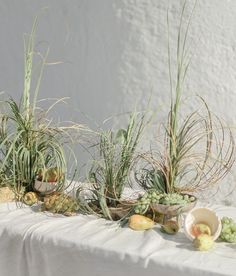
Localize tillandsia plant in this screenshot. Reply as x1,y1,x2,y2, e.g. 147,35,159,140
77,112,149,220
0,16,84,197
133,0,235,212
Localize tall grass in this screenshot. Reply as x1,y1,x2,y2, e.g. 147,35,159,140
0,17,83,194
81,112,149,220
134,1,235,195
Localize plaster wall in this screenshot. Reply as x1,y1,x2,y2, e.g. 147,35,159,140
0,0,236,204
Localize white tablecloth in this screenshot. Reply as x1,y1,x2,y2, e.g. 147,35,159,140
0,202,236,276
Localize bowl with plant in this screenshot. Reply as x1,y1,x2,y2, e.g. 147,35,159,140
76,112,150,221
0,16,84,201
133,1,235,221
34,167,64,195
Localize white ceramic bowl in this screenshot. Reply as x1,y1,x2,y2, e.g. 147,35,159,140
184,207,222,241
34,179,58,195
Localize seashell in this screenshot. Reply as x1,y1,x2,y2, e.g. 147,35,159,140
184,207,222,241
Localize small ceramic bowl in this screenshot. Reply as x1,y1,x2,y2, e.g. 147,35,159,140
34,179,58,195
184,207,222,241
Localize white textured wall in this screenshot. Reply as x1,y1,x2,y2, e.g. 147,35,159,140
1,0,236,204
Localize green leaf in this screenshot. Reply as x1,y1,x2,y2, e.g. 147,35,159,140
115,129,127,144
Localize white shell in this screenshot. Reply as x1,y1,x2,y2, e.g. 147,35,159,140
184,207,222,241
34,179,58,195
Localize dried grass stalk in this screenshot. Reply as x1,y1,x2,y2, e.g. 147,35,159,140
133,0,235,195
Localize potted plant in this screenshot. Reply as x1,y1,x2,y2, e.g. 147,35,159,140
77,112,150,221
34,167,65,195
132,2,235,222
0,17,84,201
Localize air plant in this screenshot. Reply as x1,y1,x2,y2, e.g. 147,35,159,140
78,112,149,220
0,17,84,196
134,1,235,198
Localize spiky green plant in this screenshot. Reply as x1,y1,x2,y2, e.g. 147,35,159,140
80,112,148,220
134,1,235,195
0,17,83,195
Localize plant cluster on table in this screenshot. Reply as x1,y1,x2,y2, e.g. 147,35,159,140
0,0,236,252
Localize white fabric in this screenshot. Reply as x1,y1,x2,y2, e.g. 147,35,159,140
0,202,236,276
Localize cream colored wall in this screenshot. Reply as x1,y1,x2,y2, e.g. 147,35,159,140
0,0,236,204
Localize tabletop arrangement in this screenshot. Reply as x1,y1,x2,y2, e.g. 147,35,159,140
0,0,236,258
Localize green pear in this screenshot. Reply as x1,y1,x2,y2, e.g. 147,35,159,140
193,234,214,251
161,220,179,235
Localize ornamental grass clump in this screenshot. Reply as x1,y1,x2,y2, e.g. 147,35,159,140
77,112,149,220
0,17,84,197
133,1,235,207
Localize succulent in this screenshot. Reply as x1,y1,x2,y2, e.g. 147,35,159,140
43,193,79,214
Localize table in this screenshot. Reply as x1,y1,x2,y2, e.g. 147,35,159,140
0,202,236,276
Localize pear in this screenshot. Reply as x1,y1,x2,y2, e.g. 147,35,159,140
192,223,211,237
193,234,214,251
128,214,154,231
161,220,179,235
